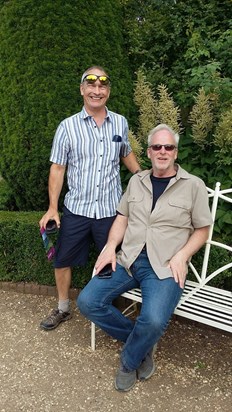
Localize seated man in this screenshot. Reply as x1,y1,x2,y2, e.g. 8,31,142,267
77,123,212,392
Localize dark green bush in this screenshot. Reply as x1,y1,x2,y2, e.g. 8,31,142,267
0,179,16,211
0,211,231,290
0,211,96,288
190,246,232,290
0,0,134,211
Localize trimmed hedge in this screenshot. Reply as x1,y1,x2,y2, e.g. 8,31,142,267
0,211,97,288
0,211,231,290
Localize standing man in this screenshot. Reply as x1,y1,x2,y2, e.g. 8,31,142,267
78,124,212,392
39,66,141,330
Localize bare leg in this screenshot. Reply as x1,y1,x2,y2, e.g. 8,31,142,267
40,266,72,330
55,267,72,300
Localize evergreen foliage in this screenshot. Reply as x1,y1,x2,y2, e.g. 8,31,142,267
122,0,232,112
0,211,97,288
0,0,134,210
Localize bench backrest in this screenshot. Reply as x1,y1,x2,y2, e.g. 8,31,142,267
189,182,232,286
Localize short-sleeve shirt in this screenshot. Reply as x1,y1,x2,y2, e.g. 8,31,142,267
50,107,132,218
116,166,213,279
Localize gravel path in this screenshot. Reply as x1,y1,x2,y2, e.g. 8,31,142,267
0,290,231,412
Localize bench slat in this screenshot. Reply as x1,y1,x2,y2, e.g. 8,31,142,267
173,309,232,333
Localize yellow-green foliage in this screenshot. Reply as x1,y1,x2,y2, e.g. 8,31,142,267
213,107,232,165
128,129,143,165
133,70,181,143
189,88,215,147
134,69,159,143
156,84,181,134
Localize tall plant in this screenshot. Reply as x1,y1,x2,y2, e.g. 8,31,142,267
133,69,181,145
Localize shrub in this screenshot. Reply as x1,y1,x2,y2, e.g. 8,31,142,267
0,211,95,288
0,211,230,291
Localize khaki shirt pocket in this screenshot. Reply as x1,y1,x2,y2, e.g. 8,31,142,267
127,193,144,213
167,198,191,226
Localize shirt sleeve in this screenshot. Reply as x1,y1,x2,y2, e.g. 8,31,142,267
49,122,69,165
116,181,130,217
119,117,132,158
191,179,213,228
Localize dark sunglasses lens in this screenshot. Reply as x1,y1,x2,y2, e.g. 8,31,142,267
152,145,162,151
150,144,176,151
165,145,176,151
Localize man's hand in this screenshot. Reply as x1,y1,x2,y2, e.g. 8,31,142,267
94,244,117,275
168,226,210,288
168,251,188,289
39,209,60,231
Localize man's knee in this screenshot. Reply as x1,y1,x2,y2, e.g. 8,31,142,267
139,314,169,337
77,289,90,316
77,287,103,317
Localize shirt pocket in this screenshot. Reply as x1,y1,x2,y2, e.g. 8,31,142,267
127,193,144,214
112,135,122,142
167,199,191,226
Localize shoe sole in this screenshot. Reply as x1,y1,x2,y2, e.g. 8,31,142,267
40,314,72,331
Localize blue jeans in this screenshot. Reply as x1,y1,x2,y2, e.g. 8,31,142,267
77,250,183,371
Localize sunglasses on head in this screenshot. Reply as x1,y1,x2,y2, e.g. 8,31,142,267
82,74,110,86
149,144,176,151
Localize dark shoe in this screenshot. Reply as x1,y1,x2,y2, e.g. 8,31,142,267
137,344,157,381
40,308,72,330
115,365,137,392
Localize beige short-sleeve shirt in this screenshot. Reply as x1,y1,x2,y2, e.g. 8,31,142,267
116,165,213,279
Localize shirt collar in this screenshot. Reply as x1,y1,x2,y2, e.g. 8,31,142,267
137,164,191,187
80,106,111,121
139,165,191,180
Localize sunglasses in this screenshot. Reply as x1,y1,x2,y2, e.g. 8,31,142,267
82,74,110,86
149,144,176,151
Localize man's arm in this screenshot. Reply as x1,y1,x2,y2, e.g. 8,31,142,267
94,214,128,274
121,152,141,174
39,163,66,229
168,226,210,289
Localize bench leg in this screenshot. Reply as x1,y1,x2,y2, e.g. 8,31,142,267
91,322,96,351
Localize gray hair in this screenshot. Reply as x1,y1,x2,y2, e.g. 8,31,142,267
148,124,180,146
81,66,109,83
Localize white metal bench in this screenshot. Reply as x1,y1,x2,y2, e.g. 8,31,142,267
91,182,232,350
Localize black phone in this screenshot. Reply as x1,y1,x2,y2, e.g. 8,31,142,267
46,220,58,235
97,264,112,278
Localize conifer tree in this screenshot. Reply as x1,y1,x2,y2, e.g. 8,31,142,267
0,0,134,210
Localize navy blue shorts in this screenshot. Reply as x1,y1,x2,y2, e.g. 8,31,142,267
54,206,116,268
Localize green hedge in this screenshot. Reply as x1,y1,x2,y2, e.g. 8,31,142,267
0,211,97,288
0,211,231,290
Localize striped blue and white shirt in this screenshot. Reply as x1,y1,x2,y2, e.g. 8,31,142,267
50,107,132,218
